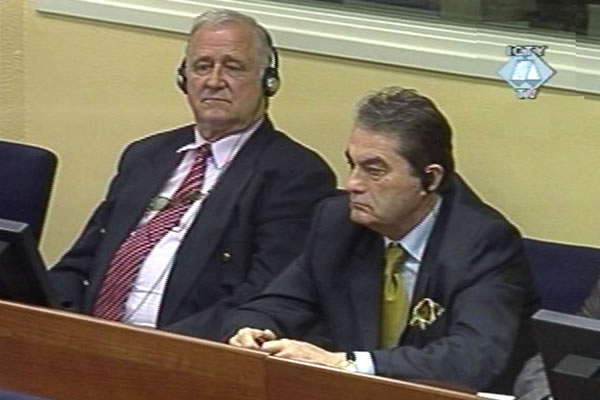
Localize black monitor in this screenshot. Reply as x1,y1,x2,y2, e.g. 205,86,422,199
532,309,600,400
0,218,60,308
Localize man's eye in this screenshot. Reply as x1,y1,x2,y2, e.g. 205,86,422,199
225,63,243,71
366,168,385,177
193,64,211,73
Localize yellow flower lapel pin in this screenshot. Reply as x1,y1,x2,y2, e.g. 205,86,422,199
408,298,445,330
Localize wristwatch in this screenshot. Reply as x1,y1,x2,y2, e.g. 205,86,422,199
338,352,357,372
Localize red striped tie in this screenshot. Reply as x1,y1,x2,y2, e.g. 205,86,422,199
92,144,211,321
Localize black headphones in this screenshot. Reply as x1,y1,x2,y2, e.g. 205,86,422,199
176,27,280,97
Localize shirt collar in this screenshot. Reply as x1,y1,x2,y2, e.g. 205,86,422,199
177,117,263,168
385,196,442,263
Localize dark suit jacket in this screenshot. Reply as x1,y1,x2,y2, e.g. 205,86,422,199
223,175,538,393
514,278,600,400
49,118,336,339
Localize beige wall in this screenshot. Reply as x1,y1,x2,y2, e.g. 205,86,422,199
1,1,599,265
0,0,24,142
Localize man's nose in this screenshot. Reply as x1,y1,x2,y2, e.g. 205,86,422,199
345,168,365,193
206,65,225,87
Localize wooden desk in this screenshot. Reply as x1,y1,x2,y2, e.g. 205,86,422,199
0,300,266,400
0,301,487,400
266,357,479,400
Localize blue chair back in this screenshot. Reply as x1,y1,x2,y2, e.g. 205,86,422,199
0,389,51,400
523,238,600,314
0,141,57,242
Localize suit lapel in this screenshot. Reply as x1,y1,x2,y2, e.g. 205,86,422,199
158,120,276,324
105,146,185,251
410,180,457,304
348,232,385,349
87,127,193,307
401,181,456,344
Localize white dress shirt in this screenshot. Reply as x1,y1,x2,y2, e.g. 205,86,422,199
122,120,260,327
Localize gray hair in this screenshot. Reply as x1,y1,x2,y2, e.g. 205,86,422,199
187,9,272,72
354,86,455,192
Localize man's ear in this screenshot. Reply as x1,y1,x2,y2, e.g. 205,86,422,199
423,164,444,192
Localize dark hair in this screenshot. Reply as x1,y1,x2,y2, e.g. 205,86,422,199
354,87,455,192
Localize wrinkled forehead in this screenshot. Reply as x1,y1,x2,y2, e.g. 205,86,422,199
349,126,405,152
187,22,259,55
347,127,407,162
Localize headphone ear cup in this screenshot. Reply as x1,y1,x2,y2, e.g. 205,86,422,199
263,66,280,97
176,61,188,94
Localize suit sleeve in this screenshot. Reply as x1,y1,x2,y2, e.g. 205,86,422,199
220,195,347,342
220,252,323,341
165,153,336,339
47,144,136,311
371,220,535,391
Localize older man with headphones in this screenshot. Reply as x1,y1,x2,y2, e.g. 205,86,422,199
49,9,336,339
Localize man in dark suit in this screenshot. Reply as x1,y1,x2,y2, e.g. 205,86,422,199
49,9,335,340
226,87,538,393
514,277,600,400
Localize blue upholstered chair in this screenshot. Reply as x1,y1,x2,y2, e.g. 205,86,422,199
523,238,600,314
0,389,50,400
0,141,58,242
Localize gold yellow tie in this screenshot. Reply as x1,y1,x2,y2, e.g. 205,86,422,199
379,243,409,348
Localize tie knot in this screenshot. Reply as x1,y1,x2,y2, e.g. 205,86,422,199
186,144,212,175
384,243,405,274
194,143,212,160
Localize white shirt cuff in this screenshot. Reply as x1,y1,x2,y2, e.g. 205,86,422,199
353,351,375,374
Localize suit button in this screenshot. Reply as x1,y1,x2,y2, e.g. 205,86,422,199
99,228,107,234
82,280,90,286
222,252,232,263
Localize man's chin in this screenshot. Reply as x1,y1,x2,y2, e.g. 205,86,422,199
349,210,371,226
199,106,230,116
197,112,234,128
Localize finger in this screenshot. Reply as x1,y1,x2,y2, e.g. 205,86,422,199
228,334,242,347
228,333,255,348
261,339,287,355
261,329,276,341
271,340,306,359
234,328,263,349
254,330,276,346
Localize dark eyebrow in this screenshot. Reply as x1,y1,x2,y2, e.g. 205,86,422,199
359,156,388,169
345,152,388,169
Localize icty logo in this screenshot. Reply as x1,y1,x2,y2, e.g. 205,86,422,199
497,45,555,99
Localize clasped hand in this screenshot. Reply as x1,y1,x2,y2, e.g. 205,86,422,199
228,327,344,368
